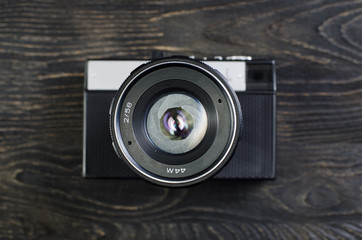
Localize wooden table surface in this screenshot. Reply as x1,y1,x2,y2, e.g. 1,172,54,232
1,0,361,239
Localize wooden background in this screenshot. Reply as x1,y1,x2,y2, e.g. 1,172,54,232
1,0,361,239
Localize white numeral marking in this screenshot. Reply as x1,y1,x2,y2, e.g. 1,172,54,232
166,168,186,174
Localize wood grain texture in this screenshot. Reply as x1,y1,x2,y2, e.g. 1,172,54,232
0,0,361,239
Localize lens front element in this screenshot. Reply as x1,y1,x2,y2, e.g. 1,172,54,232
147,93,207,154
161,107,193,140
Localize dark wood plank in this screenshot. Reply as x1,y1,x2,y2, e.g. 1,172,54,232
0,0,361,239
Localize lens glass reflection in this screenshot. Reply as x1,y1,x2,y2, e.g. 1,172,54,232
161,107,194,140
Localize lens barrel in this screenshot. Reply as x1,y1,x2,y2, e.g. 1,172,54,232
110,57,242,187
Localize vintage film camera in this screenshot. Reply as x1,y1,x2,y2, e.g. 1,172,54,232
83,55,276,187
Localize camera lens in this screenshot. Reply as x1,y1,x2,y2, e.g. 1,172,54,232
146,93,207,154
110,57,242,187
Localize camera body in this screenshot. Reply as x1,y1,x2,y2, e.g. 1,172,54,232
83,56,276,186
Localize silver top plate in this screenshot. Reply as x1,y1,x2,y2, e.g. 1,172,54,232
86,60,246,91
